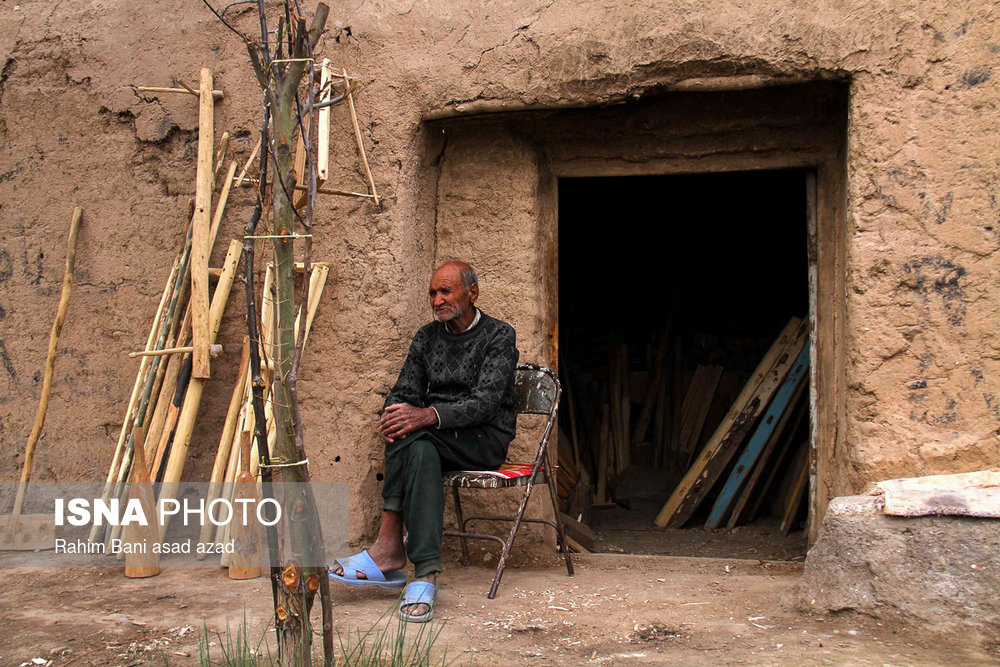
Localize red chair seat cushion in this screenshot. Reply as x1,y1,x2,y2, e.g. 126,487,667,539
442,463,546,489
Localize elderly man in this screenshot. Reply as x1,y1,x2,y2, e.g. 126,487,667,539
330,261,519,622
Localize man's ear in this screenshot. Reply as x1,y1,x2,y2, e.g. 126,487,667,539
469,283,479,303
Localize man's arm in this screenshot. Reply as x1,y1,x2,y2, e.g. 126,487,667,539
432,324,518,429
380,328,437,442
383,328,429,410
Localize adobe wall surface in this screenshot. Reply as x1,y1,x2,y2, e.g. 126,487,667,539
0,0,997,546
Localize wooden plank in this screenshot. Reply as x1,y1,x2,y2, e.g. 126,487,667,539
317,58,331,182
559,512,595,550
742,396,809,525
780,441,810,534
679,365,724,469
654,318,806,528
705,343,811,528
191,67,214,380
726,386,808,529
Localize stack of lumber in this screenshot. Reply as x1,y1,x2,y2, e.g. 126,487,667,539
654,317,811,531
558,315,813,537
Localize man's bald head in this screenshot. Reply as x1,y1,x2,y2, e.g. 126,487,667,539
434,261,478,290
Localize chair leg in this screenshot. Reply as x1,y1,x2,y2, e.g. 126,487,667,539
544,468,574,576
487,482,537,599
452,487,471,566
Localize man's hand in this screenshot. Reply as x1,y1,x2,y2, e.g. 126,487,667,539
379,403,438,443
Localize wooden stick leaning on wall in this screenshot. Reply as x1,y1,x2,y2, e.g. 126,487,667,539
91,156,235,546
88,254,180,545
228,430,262,580
123,426,160,578
2,207,81,550
105,162,239,549
158,240,243,539
191,67,215,380
196,338,251,555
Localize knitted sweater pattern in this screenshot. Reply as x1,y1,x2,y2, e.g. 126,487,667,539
385,311,519,439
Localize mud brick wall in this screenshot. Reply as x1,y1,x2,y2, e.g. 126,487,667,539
0,0,997,548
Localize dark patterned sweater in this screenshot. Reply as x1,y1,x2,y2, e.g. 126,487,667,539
385,311,519,440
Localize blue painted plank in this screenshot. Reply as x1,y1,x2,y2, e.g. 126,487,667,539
704,341,811,529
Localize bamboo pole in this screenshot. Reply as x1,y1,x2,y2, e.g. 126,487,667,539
342,69,380,207
6,207,81,535
197,338,251,554
191,67,215,380
158,240,242,539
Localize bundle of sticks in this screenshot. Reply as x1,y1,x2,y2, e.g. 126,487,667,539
89,128,241,549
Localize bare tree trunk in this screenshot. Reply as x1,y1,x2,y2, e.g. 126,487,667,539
211,1,331,662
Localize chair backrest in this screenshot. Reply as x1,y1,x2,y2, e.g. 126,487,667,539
514,364,560,416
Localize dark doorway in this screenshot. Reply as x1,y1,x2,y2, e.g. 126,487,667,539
557,169,811,560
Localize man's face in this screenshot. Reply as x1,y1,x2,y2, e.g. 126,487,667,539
428,266,477,323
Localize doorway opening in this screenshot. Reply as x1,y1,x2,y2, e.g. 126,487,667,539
557,169,811,560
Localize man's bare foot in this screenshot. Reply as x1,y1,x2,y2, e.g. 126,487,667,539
331,541,407,579
400,573,437,618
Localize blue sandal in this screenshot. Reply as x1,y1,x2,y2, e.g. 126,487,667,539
329,550,407,589
399,581,437,623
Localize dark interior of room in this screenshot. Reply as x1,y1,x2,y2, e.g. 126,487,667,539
557,169,811,560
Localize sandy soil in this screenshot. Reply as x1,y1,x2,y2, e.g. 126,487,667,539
0,552,994,666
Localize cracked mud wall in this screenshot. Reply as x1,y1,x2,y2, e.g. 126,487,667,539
0,0,998,549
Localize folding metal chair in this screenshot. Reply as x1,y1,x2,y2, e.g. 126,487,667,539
442,363,574,599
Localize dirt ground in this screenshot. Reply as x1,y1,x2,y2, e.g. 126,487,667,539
1,552,994,666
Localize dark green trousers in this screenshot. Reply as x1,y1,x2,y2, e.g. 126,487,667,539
382,425,509,578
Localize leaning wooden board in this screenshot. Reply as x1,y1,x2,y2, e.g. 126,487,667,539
654,317,807,528
704,342,810,529
726,386,808,529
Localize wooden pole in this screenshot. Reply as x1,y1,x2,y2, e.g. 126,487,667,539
88,253,179,545
229,431,262,579
342,70,380,207
235,138,261,187
124,426,160,578
129,343,222,358
191,67,214,380
7,207,81,527
197,338,251,554
136,86,224,99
